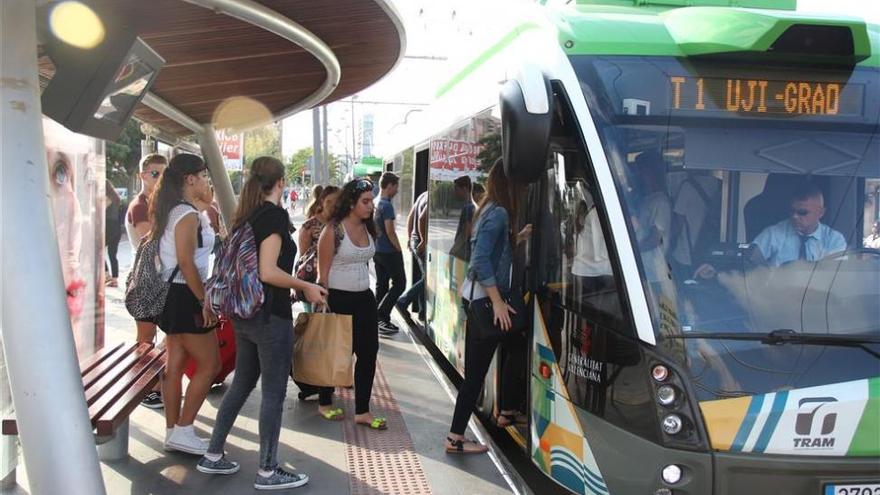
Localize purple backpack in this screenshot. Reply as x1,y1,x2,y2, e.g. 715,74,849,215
205,208,267,320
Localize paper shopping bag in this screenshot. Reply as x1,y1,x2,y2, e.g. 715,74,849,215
292,309,353,387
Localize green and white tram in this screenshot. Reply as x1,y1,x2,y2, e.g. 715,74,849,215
386,1,880,494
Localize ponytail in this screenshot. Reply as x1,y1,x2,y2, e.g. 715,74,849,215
232,156,285,229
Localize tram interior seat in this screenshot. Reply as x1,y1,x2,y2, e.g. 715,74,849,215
743,173,800,241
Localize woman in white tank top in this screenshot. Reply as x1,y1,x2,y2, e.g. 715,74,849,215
316,179,387,430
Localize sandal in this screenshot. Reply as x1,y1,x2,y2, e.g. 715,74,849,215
320,407,344,421
355,417,388,430
496,412,528,428
445,436,488,454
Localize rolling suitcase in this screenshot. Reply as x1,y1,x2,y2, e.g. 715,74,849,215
184,317,236,384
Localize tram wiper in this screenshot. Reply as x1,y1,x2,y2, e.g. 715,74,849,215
667,329,880,359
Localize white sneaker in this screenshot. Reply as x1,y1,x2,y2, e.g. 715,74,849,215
165,425,208,455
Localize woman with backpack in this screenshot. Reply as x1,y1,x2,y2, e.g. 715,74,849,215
315,178,386,430
198,157,327,491
151,153,219,455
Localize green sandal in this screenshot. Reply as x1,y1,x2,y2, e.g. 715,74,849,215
320,408,344,421
356,417,388,430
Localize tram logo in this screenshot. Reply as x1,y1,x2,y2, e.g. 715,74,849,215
793,397,838,449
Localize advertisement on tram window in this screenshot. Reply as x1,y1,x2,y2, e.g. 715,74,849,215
43,117,106,359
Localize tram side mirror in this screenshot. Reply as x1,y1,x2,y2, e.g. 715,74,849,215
500,75,553,183
40,24,164,141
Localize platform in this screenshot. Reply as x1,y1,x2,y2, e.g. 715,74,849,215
2,232,520,495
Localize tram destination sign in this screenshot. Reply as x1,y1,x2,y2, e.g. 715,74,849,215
668,76,864,117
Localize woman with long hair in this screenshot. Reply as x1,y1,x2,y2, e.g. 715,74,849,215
304,184,325,218
198,157,326,490
446,159,531,454
294,185,341,414
315,178,387,430
151,153,219,455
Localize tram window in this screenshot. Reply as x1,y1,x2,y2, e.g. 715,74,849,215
545,151,626,327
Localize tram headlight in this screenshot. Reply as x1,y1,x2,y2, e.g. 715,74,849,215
651,364,669,382
653,489,673,495
661,464,682,484
661,414,684,435
657,385,676,406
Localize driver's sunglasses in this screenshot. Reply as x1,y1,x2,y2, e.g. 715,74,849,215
354,179,372,192
791,208,810,217
148,170,162,179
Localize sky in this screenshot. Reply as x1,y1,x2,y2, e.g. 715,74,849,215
281,0,880,164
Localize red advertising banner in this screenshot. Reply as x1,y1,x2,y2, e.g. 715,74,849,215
429,138,482,175
216,129,243,170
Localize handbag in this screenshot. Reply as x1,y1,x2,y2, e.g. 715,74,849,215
463,204,527,340
292,305,353,387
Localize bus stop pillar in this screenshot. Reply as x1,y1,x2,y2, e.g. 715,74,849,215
199,125,238,229
0,1,106,493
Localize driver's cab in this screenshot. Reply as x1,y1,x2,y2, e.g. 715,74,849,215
635,152,880,338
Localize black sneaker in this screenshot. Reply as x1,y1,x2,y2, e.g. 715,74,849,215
141,391,163,409
378,320,399,336
197,454,240,475
254,467,309,490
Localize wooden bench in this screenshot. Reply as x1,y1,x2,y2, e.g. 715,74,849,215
2,342,166,460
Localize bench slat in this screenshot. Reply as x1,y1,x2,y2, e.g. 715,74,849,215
82,344,140,396
78,343,125,376
88,347,164,432
94,349,166,436
82,344,148,407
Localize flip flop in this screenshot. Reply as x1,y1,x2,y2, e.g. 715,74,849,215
320,408,344,421
356,417,388,430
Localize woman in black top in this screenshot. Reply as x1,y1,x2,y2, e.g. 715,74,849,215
198,157,326,490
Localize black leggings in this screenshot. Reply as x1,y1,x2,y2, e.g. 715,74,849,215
450,299,527,435
106,234,121,278
329,288,379,415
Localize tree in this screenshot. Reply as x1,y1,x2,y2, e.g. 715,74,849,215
105,119,145,193
287,147,312,184
228,170,243,195
327,153,343,184
243,123,281,168
476,130,501,172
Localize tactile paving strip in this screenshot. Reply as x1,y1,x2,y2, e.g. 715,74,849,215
340,363,433,495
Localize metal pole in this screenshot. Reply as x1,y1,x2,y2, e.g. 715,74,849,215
198,125,237,229
0,1,106,493
350,97,357,173
312,108,322,185
321,105,330,184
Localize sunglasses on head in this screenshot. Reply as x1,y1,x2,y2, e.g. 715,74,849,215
354,179,372,192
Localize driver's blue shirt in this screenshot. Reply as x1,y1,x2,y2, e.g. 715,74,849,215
753,220,846,267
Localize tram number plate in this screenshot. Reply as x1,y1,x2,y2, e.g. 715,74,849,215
824,483,880,495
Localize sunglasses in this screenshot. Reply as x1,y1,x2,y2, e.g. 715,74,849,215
147,170,162,179
354,179,373,192
791,208,811,217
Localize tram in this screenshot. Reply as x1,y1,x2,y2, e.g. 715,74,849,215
384,1,880,494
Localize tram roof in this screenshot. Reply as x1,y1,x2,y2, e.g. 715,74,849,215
38,0,405,139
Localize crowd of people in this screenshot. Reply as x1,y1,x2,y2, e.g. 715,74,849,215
118,152,521,489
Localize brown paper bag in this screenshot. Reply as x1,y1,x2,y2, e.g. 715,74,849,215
292,308,353,387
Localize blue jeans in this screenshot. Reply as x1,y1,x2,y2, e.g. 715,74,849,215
397,245,424,311
207,315,293,470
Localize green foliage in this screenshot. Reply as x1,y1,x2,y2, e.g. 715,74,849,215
287,147,312,184
476,131,501,172
105,119,144,191
228,170,243,195
243,123,281,168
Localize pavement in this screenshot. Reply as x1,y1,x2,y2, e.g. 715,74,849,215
2,207,518,495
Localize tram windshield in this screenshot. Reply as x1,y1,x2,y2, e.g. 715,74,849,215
571,55,880,399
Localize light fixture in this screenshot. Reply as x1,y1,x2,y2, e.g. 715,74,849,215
651,364,669,382
662,464,683,484
662,414,684,435
657,385,676,406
